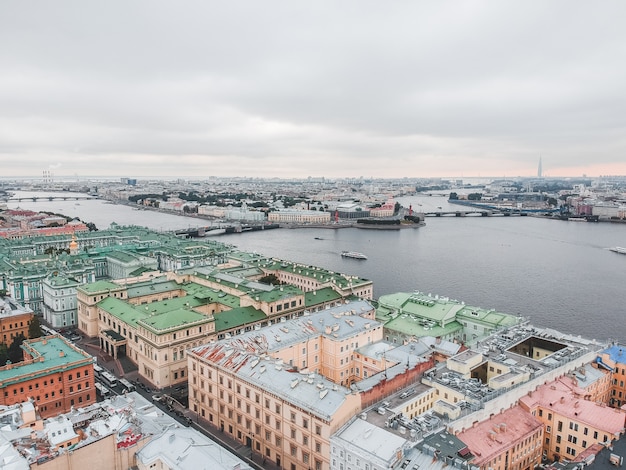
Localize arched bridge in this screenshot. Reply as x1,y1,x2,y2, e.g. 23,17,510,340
8,195,99,202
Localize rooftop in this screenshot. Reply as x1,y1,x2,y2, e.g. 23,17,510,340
519,378,626,435
599,344,626,366
455,406,543,465
77,280,121,295
190,301,377,420
0,296,33,317
0,336,92,386
1,392,251,470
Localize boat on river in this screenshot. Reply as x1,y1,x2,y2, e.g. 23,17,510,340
609,246,626,255
341,251,367,260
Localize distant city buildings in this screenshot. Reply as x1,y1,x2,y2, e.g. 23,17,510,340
2,178,626,469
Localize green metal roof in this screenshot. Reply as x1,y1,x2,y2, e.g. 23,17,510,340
77,280,121,294
251,284,303,303
214,306,267,332
376,291,521,338
138,308,211,332
125,278,180,298
377,292,463,325
305,287,342,307
98,296,150,328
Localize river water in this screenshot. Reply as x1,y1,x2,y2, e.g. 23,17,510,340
7,191,626,342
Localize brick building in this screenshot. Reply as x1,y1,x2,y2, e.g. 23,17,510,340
0,335,95,418
0,295,34,345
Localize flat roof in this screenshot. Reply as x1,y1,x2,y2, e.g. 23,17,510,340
0,336,92,386
77,280,120,294
601,344,626,365
138,308,210,332
333,418,406,464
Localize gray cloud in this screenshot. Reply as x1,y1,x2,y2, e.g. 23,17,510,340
1,1,625,178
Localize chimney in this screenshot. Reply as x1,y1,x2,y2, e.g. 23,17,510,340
59,351,65,358
560,396,564,404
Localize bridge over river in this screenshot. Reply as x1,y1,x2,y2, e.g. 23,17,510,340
173,223,280,237
8,195,99,202
422,209,527,217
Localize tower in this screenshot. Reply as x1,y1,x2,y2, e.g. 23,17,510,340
69,234,79,255
537,156,543,178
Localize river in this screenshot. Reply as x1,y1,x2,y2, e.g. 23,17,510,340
6,191,626,342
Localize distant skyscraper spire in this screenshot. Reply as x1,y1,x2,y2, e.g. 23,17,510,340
537,156,543,178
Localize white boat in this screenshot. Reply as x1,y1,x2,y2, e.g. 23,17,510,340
341,251,367,260
609,246,626,255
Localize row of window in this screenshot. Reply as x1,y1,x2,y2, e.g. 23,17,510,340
1,321,26,329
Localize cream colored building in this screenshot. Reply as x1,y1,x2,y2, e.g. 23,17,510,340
77,253,375,390
78,278,214,389
456,406,544,470
519,377,626,462
268,209,331,224
187,305,381,470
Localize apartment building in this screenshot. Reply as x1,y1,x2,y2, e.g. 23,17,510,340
0,392,252,470
455,406,544,470
596,344,626,407
0,335,95,418
559,363,612,404
0,295,34,345
187,304,385,470
519,377,626,462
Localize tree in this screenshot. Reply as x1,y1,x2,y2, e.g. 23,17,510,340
8,333,26,364
28,316,43,339
449,192,459,200
0,343,9,366
258,274,281,285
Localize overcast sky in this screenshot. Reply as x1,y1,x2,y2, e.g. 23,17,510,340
1,1,625,180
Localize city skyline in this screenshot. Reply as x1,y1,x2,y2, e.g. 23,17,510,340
1,1,626,179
